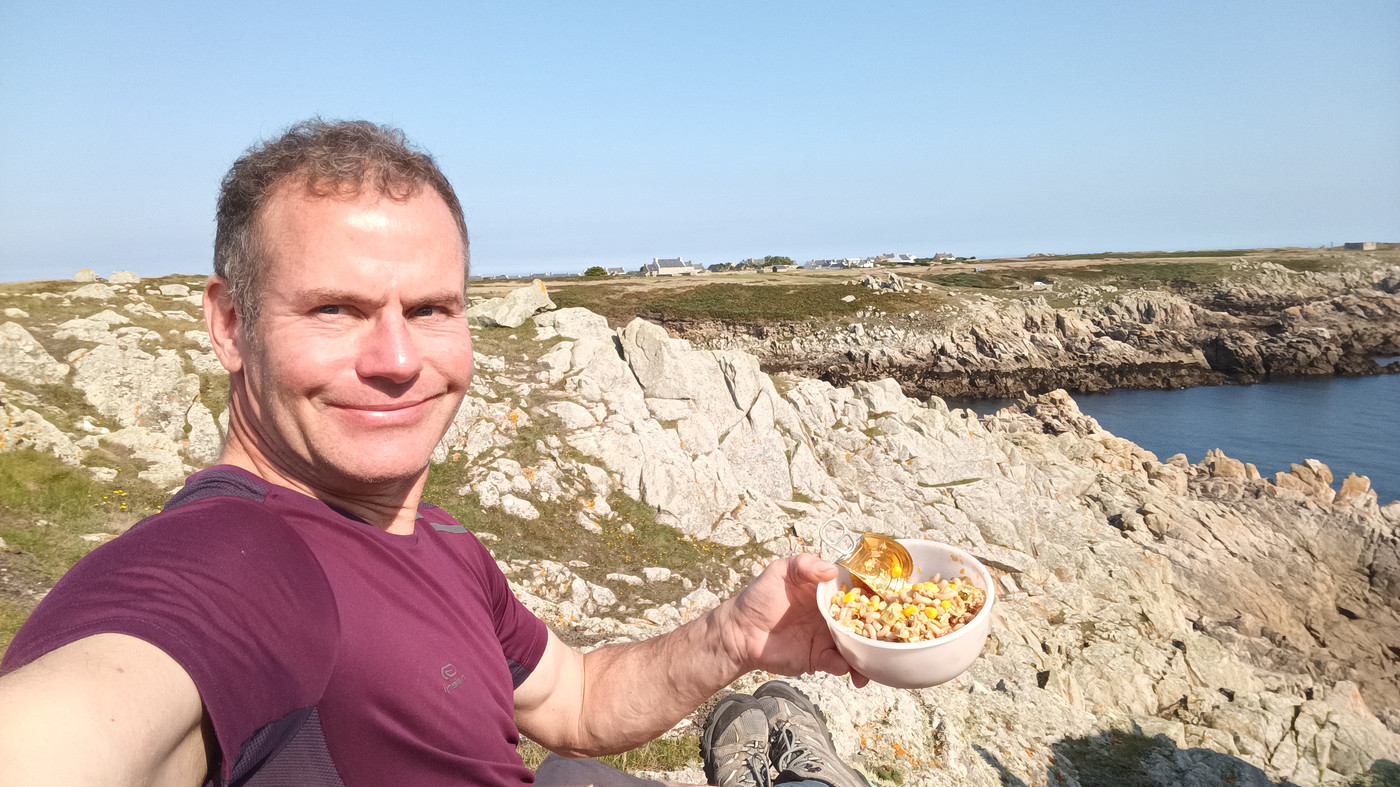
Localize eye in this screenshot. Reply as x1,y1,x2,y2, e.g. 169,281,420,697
317,305,342,315
412,305,441,318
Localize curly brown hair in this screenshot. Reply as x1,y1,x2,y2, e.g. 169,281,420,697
214,119,469,333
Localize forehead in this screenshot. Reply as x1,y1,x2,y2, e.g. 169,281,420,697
255,185,466,287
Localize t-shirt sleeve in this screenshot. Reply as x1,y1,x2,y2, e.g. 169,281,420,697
475,540,548,688
0,498,340,776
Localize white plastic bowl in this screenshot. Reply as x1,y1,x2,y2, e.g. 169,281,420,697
817,539,995,689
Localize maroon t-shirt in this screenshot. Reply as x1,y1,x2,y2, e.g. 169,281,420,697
1,465,549,786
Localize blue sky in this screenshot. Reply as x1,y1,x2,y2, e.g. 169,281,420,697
2,1,1397,281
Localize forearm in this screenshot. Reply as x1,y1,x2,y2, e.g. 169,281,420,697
0,634,209,786
564,599,751,756
515,554,850,757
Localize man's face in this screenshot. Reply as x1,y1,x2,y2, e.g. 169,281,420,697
229,187,472,490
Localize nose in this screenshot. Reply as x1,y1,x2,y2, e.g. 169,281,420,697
356,311,424,385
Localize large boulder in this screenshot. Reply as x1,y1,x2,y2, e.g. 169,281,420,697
0,404,84,465
466,280,555,328
53,317,118,345
70,283,116,300
101,426,190,487
0,322,69,385
533,307,613,341
71,344,201,441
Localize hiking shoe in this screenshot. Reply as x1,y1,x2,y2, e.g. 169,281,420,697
753,680,870,787
702,693,774,787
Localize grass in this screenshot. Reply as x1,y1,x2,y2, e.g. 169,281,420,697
918,271,1024,290
0,598,28,655
421,463,750,611
0,450,168,580
552,282,866,324
517,734,702,773
471,321,565,359
997,249,1259,262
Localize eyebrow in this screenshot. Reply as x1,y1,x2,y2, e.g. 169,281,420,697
296,288,464,307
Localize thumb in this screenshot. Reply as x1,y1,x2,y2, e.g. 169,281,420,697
788,552,838,586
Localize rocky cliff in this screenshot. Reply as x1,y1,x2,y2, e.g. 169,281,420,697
2,274,1399,785
662,255,1400,400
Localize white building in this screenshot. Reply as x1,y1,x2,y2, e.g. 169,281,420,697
645,257,699,276
874,253,917,264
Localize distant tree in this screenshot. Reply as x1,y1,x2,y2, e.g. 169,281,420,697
584,266,608,277
763,255,796,267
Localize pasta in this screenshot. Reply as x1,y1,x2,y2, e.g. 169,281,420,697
827,575,986,643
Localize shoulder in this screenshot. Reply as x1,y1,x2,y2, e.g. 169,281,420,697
3,467,338,676
120,466,318,567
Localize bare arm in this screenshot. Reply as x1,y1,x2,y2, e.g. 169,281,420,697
514,554,862,757
0,633,210,786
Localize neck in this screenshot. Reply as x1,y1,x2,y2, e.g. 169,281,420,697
218,393,428,535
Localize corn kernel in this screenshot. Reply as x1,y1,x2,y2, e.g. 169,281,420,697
902,604,916,617
941,598,953,609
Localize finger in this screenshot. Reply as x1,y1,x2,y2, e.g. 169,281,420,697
849,669,870,689
787,552,837,585
814,645,851,678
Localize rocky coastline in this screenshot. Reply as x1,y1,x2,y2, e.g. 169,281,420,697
2,270,1399,785
660,256,1400,401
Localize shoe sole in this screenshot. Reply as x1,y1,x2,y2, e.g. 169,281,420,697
701,693,760,786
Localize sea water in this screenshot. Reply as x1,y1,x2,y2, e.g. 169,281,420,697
952,372,1400,504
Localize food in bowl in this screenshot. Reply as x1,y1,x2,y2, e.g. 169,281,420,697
816,539,995,689
827,575,986,643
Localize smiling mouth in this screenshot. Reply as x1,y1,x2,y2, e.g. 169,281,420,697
331,396,437,412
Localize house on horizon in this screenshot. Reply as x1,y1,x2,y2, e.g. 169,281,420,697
604,267,625,276
874,253,917,264
645,257,699,276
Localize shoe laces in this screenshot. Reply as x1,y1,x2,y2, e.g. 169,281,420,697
734,739,772,787
722,733,778,784
771,724,823,776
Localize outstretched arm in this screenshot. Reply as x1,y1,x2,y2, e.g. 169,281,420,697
0,633,210,786
514,553,864,757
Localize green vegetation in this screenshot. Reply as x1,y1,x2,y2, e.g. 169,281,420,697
1054,731,1175,787
0,599,28,655
0,449,170,651
1005,249,1258,262
919,261,1249,292
583,266,608,277
518,734,701,773
421,463,749,610
471,321,565,362
871,763,905,783
553,282,864,323
0,450,167,580
1351,759,1400,786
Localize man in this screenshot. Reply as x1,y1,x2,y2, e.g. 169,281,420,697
0,120,871,787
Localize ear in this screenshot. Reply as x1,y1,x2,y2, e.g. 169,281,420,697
203,276,245,374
